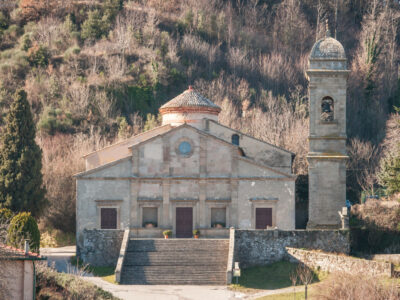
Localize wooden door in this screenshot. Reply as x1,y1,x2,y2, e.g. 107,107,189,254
256,208,272,229
101,208,117,229
176,207,193,238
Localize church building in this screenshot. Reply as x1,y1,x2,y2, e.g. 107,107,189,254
75,86,296,242
75,28,348,252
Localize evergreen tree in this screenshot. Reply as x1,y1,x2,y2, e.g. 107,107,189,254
0,89,46,216
378,148,400,195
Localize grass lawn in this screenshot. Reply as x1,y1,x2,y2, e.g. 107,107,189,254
70,256,117,284
230,261,327,294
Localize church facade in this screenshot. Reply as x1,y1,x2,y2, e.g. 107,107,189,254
75,87,296,242
75,29,348,250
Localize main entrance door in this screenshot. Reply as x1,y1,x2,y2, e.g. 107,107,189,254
176,207,193,238
256,208,272,229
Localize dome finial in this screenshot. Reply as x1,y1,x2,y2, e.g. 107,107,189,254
325,19,331,38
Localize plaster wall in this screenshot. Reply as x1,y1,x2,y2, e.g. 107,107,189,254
84,159,131,178
206,138,232,176
162,112,218,129
237,179,295,230
206,181,230,199
170,180,199,200
76,179,130,234
85,125,171,170
168,128,200,176
139,137,164,176
237,159,286,177
138,181,162,199
308,159,346,227
207,121,292,173
0,260,34,300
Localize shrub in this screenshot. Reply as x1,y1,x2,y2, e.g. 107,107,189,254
0,12,8,30
81,10,108,40
20,33,32,51
0,208,13,224
163,230,172,237
38,107,74,135
36,263,118,299
27,44,50,67
193,229,200,236
7,212,40,252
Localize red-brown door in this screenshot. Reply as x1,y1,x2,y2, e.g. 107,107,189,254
256,208,272,229
101,208,117,229
176,207,193,238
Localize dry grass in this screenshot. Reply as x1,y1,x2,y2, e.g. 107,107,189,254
351,199,400,231
314,272,400,300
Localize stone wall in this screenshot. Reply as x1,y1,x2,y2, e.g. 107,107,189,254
234,229,350,267
77,229,124,266
286,247,392,277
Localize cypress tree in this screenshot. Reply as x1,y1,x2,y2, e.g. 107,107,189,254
0,89,46,216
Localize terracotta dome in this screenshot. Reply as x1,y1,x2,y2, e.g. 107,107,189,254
159,87,221,128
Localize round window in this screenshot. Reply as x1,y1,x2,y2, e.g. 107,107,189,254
178,141,192,155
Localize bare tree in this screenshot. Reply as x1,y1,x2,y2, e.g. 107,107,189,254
297,257,314,300
290,270,298,300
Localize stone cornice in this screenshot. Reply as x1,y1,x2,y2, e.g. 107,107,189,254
159,106,221,115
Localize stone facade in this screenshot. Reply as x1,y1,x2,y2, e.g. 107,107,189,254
75,88,296,262
307,30,349,229
286,247,393,277
234,229,350,267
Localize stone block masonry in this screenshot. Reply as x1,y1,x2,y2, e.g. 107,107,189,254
234,229,350,267
77,229,124,266
286,247,393,277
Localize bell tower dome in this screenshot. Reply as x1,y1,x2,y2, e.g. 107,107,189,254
306,27,349,228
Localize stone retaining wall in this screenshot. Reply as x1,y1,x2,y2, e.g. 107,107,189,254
234,229,350,267
286,247,393,277
77,229,124,266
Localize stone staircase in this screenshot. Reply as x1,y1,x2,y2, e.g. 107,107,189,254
120,238,229,285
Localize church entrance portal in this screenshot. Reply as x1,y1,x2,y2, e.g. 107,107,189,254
256,208,272,229
176,207,193,238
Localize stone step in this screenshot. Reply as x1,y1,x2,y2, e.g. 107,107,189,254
128,239,228,252
120,239,229,285
125,252,227,266
121,278,226,285
121,268,226,285
123,266,225,274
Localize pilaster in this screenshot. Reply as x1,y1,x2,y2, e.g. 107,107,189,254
199,135,207,227
162,135,171,227
230,147,239,228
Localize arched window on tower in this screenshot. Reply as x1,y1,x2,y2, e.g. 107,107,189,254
321,97,334,122
232,134,240,146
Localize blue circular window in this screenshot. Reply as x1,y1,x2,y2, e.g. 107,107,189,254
178,141,192,155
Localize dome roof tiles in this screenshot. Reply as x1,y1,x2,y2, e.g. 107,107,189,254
310,36,346,60
160,87,221,111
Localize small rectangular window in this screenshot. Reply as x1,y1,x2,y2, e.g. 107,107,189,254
101,208,117,229
211,208,226,228
143,207,158,228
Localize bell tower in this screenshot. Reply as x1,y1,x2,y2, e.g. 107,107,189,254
306,27,349,229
